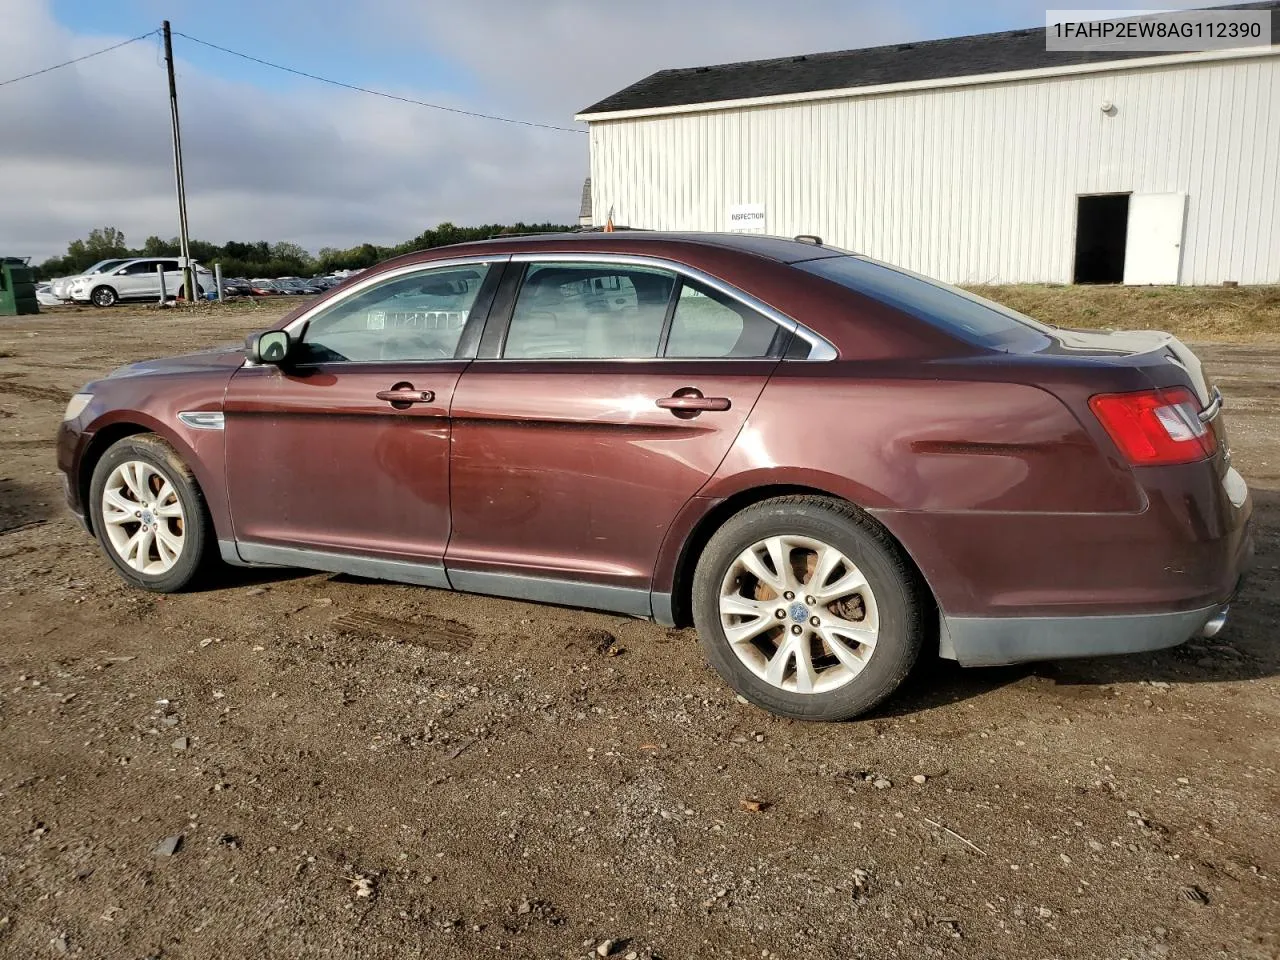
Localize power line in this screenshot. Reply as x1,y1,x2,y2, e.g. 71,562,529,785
172,30,587,134
0,29,160,88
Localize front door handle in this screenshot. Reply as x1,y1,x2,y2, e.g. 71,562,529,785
376,383,435,408
656,388,731,419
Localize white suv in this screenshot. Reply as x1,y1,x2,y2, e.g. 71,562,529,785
49,258,130,301
69,258,214,307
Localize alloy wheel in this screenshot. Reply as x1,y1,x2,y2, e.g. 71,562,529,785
100,460,186,574
718,535,879,694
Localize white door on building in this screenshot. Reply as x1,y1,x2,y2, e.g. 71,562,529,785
1123,193,1187,285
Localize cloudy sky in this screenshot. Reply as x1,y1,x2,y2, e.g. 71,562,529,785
0,0,1222,261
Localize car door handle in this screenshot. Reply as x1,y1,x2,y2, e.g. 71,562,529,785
656,390,731,417
376,386,434,405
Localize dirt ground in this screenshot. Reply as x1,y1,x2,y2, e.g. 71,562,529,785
1,300,1277,960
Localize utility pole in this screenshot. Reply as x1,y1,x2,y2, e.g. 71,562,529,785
162,21,194,303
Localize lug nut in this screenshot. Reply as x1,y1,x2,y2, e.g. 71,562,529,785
783,591,795,601
775,609,787,619
810,616,821,627
790,624,803,635
805,596,816,605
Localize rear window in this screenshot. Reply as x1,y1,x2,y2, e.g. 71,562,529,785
797,255,1053,352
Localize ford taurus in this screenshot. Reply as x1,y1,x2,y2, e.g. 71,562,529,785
56,233,1254,719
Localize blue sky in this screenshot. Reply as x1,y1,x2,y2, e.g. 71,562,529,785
44,0,1069,122
6,0,1229,260
48,0,479,98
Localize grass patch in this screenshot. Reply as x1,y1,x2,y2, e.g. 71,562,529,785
965,284,1280,342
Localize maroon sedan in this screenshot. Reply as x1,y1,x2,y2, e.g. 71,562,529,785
56,233,1253,720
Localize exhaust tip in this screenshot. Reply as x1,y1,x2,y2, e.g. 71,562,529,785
1200,606,1229,639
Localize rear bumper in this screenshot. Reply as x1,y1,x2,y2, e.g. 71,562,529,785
941,600,1233,666
878,461,1253,616
882,456,1254,665
933,504,1252,665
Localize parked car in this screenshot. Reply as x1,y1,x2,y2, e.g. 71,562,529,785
274,277,321,295
50,258,130,301
249,279,281,295
55,233,1253,720
68,258,214,307
220,278,253,297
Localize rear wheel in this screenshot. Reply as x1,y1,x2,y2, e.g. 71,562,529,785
692,496,925,720
88,434,216,592
90,285,117,307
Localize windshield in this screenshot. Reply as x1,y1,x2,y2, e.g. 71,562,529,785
84,258,126,275
797,255,1054,352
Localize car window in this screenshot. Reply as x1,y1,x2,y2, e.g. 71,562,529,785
121,262,155,276
159,261,180,272
796,255,1054,352
664,279,785,359
298,264,491,363
503,263,676,360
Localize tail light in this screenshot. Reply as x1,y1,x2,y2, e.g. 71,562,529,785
1089,387,1217,465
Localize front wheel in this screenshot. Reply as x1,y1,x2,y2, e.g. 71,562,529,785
88,434,216,592
692,496,926,721
90,286,117,307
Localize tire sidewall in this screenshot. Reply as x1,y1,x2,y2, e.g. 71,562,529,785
693,501,922,720
88,437,207,592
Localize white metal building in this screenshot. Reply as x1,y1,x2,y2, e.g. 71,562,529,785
576,6,1280,286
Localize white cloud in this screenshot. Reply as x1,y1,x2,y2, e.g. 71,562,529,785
365,0,927,115
0,0,587,261
1,0,1070,262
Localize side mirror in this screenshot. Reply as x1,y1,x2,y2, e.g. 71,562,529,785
246,330,291,364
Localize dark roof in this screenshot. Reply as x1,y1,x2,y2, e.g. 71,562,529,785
400,231,843,265
580,2,1280,114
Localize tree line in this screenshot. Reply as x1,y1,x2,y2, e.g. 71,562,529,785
36,222,576,280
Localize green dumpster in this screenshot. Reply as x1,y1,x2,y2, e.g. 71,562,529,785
0,257,39,316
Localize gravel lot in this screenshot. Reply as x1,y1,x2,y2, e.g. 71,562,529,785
1,302,1277,960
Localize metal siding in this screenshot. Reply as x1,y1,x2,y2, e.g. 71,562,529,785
588,57,1280,285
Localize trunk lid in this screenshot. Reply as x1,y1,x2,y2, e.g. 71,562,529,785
1037,328,1213,406
1040,327,1233,482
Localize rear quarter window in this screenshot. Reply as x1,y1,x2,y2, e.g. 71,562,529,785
797,256,1053,352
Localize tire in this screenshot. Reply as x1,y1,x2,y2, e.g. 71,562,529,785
90,285,117,308
88,433,216,592
692,495,926,721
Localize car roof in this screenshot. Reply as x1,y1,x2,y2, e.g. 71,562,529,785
384,231,845,268
478,231,840,263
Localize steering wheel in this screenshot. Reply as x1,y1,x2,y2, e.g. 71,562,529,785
379,333,452,361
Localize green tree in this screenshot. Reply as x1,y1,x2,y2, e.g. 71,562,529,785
270,241,311,264
85,226,128,259
141,235,177,256
35,221,577,282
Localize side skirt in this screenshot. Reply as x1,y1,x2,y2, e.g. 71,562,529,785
224,540,654,619
234,541,450,589
450,569,652,619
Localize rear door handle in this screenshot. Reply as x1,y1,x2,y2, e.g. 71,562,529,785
376,383,435,407
656,389,731,419
656,396,731,411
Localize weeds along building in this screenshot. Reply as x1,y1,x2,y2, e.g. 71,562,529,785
576,4,1280,285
